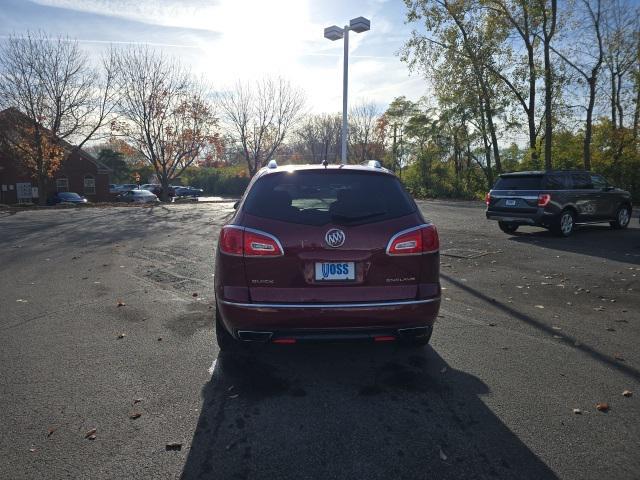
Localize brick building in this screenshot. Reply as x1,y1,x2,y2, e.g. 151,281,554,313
0,108,111,204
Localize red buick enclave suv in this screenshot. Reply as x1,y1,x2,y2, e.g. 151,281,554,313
214,161,440,350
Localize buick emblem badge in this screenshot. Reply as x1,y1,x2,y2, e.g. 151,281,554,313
325,228,345,248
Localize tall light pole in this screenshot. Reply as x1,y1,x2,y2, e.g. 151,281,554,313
324,16,370,165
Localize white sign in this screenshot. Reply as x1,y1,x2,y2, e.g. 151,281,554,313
16,182,33,200
31,187,39,198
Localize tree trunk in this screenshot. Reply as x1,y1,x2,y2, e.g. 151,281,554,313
527,44,538,162
634,78,640,141
485,95,502,173
543,41,554,170
37,173,47,206
583,78,596,171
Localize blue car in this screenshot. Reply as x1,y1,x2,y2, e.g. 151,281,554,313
48,192,88,205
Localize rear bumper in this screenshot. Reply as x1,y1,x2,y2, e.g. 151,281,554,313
217,297,440,338
486,209,555,226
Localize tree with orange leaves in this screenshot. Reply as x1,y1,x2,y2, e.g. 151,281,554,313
112,47,220,201
0,32,117,204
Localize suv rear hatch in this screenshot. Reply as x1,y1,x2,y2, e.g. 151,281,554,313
488,174,543,214
236,169,438,304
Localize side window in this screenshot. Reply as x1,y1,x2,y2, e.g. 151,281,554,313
544,174,567,190
572,173,593,189
84,175,96,195
591,174,607,189
56,177,69,192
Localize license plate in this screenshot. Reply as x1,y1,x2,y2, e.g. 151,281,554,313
315,262,355,281
505,199,516,206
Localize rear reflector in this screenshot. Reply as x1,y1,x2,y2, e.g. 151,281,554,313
485,192,491,206
272,338,296,344
374,335,396,342
387,224,439,255
219,226,283,257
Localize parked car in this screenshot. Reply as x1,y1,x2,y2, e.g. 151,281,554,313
486,170,632,237
116,189,159,204
174,186,204,197
117,184,139,192
109,184,120,194
48,192,88,205
140,184,175,198
214,160,441,351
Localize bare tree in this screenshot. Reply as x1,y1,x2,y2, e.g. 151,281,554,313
349,101,381,162
539,0,559,170
295,113,341,163
551,0,604,170
218,78,306,176
112,47,218,201
0,31,117,204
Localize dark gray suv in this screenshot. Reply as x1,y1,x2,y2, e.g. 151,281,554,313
486,170,632,237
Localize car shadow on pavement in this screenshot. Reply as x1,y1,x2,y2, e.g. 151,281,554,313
507,225,640,265
181,344,557,480
441,273,640,383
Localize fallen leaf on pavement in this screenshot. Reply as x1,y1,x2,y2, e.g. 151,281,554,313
133,398,143,404
439,447,448,461
229,394,239,399
16,299,28,303
573,408,582,414
595,402,609,412
117,333,126,339
552,326,562,330
47,427,57,437
192,292,198,297
129,412,142,419
606,327,615,332
117,301,126,307
29,448,36,452
85,428,97,438
488,322,496,326
534,305,544,309
157,337,162,341
622,390,632,397
614,353,625,361
166,442,182,451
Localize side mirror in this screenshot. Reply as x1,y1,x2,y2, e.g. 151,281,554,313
233,201,239,210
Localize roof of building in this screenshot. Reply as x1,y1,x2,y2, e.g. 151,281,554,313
0,107,111,173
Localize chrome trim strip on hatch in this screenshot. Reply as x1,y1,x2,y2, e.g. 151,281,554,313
220,297,441,309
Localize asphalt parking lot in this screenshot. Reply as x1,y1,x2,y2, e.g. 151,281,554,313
1,200,639,480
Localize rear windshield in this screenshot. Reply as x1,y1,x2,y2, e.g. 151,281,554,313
493,175,543,190
242,170,416,226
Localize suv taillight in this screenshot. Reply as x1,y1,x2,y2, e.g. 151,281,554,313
219,227,283,257
387,224,439,255
538,193,551,207
485,192,491,206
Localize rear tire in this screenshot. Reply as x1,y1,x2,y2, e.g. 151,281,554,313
553,209,575,237
498,222,519,234
610,205,631,229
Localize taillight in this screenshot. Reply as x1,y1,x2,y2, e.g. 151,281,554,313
219,226,243,255
538,193,551,207
244,229,283,257
219,227,283,257
387,224,439,255
485,192,491,206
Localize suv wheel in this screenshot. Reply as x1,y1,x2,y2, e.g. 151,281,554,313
610,205,631,229
554,209,575,237
498,221,519,234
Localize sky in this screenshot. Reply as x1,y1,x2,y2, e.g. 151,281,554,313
0,0,430,113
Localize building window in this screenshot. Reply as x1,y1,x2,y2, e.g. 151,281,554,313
56,177,69,192
84,175,96,195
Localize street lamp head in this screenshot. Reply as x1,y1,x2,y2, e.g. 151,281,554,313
324,25,344,41
349,17,370,33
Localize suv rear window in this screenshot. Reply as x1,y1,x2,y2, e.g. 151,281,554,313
243,170,416,226
493,175,543,190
